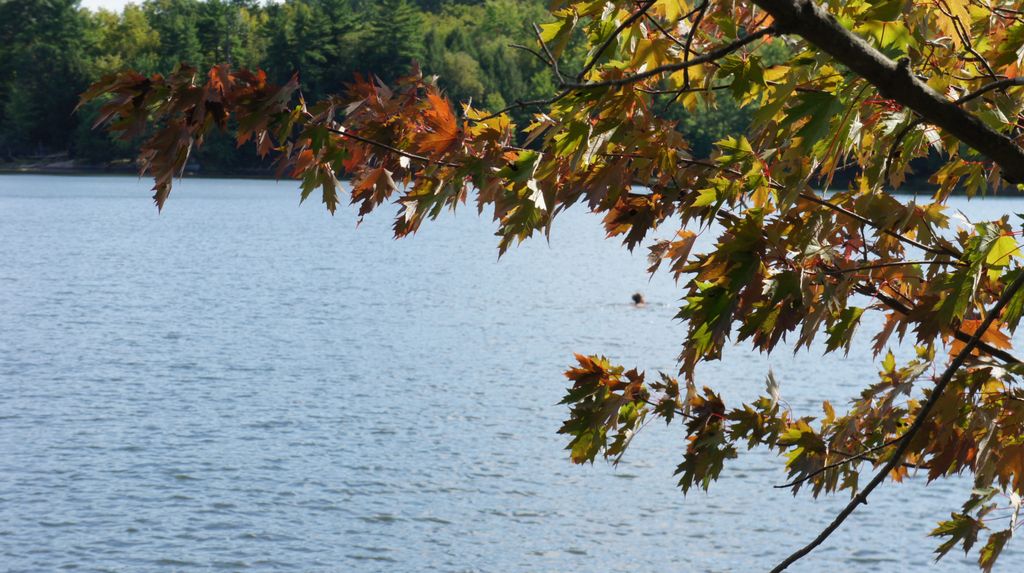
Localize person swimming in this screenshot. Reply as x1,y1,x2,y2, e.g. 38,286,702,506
632,292,646,306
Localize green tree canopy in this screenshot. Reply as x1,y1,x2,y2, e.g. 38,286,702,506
1,0,560,162
0,0,90,155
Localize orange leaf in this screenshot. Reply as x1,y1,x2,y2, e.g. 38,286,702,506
415,89,460,156
950,319,1012,357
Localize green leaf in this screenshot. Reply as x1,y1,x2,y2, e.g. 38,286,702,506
986,235,1019,267
675,426,737,494
931,513,983,560
854,20,913,51
782,92,843,152
825,307,865,354
864,0,907,21
978,530,1011,572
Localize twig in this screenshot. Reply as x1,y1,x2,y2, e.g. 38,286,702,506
769,271,1024,572
469,89,572,122
832,259,962,273
577,1,657,82
560,26,775,90
866,288,1023,366
935,0,1003,93
509,43,551,67
325,127,461,168
683,1,710,91
674,156,1023,366
796,191,952,258
883,117,923,186
644,13,686,49
673,155,955,258
639,83,731,95
533,23,565,85
956,77,1024,105
643,398,697,421
671,156,1024,364
773,436,903,489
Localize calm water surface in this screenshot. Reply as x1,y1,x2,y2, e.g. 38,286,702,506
1,175,1022,572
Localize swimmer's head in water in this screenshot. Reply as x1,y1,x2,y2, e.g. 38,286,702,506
632,292,645,305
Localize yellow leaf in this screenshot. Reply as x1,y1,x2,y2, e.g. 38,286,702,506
630,38,673,71
926,0,971,48
654,0,689,21
763,66,790,83
986,235,1020,267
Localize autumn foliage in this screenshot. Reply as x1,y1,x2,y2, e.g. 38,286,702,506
81,0,1024,570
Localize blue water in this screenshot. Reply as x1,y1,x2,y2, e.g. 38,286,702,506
0,174,1020,572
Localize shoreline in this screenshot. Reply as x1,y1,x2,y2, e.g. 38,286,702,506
0,163,278,180
3,162,1021,197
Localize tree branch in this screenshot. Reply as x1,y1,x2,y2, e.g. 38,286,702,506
674,156,1023,366
533,23,566,84
469,88,572,122
674,156,955,258
577,0,657,82
883,77,1024,183
682,1,710,90
957,76,1024,105
769,270,1024,572
796,191,954,258
560,26,775,90
772,436,903,489
866,288,1024,366
833,259,962,273
325,127,461,168
644,13,686,49
752,0,1024,184
509,43,551,67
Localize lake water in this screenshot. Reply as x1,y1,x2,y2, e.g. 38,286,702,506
1,174,1021,572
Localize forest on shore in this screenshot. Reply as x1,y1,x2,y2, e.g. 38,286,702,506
0,0,749,173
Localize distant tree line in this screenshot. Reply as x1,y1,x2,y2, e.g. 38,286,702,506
0,0,749,171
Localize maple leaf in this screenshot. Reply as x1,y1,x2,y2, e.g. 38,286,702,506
978,530,1011,573
206,63,233,99
351,166,398,217
931,512,984,560
414,89,460,157
647,229,697,279
950,320,1012,358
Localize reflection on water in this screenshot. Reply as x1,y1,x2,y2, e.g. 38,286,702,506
0,175,1020,572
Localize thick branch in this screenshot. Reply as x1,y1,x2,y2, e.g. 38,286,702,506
884,77,1024,181
752,0,1024,184
769,271,1024,572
